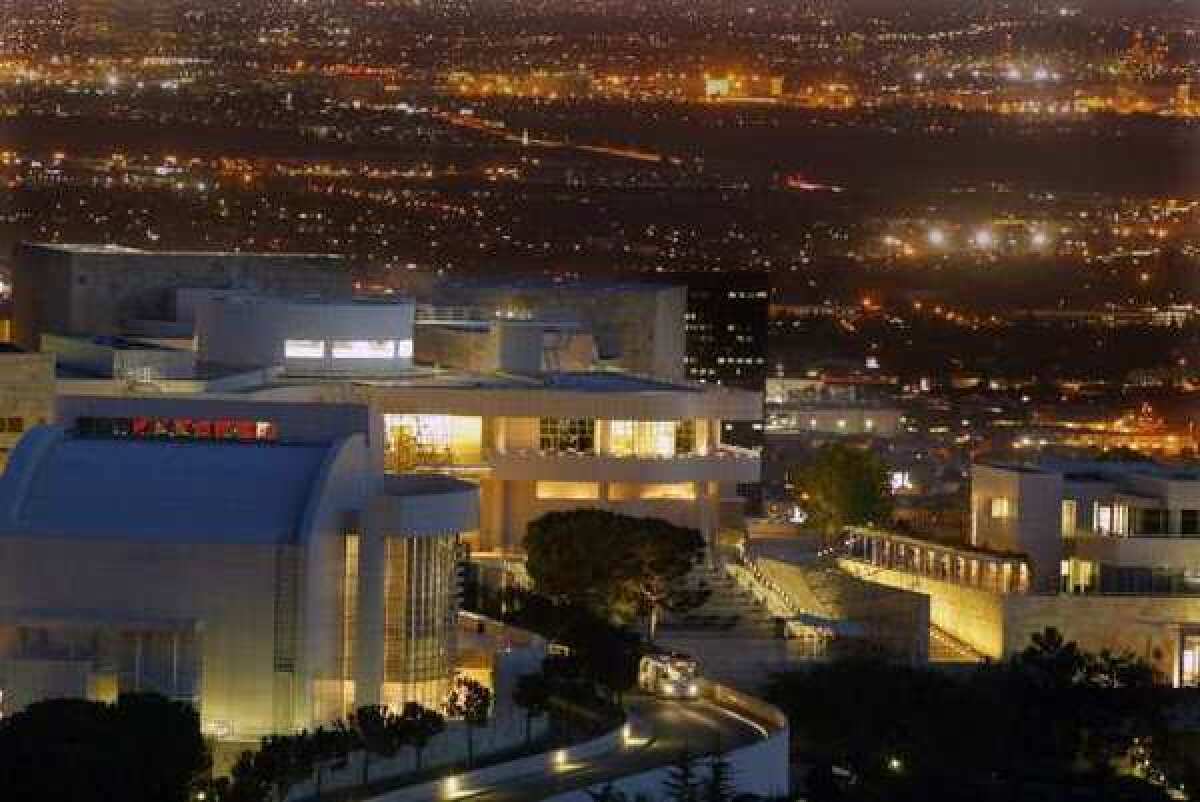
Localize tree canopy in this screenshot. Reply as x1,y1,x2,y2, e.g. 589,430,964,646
791,443,893,538
765,627,1176,802
0,692,209,802
524,509,709,639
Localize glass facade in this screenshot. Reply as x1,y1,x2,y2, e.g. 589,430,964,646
381,533,458,711
608,420,678,457
539,417,595,454
384,414,484,470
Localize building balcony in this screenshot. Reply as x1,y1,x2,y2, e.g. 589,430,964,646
487,446,761,483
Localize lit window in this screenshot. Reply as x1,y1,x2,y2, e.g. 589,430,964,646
990,497,1011,519
332,340,397,359
536,481,600,500
385,414,483,469
285,339,326,359
608,421,677,457
396,339,414,359
1061,499,1077,538
639,483,697,500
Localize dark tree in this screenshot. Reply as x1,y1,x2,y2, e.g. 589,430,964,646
792,443,893,539
400,701,445,772
350,705,401,787
524,509,708,640
0,693,209,802
445,677,491,767
512,671,553,746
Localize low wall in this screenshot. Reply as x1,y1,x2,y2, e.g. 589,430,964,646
839,558,1200,683
838,559,1007,659
365,718,626,802
544,685,790,802
285,713,552,800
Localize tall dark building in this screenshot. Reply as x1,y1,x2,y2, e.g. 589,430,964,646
667,272,770,450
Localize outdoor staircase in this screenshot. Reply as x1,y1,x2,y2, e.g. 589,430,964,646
655,563,820,692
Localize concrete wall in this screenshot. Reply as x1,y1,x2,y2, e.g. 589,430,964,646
1002,595,1200,685
434,283,687,382
0,536,287,738
12,244,350,350
286,713,554,801
840,557,1200,684
41,334,196,380
195,296,414,374
972,464,1063,592
839,559,1008,659
0,353,54,471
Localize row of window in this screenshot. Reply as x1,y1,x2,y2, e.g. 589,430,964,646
539,418,697,457
534,481,697,501
284,339,414,360
0,417,24,434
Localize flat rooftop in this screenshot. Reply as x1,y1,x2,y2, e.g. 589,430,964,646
343,369,706,394
439,277,683,294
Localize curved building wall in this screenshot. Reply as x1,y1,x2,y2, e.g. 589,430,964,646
195,296,415,376
380,532,460,710
357,477,478,712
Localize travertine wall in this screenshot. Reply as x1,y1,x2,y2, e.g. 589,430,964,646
12,245,350,349
840,557,1200,682
0,353,55,471
838,559,1008,658
0,536,288,738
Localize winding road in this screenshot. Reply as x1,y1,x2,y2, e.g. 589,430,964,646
452,694,767,801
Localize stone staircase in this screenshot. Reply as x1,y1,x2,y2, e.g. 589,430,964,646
655,564,822,692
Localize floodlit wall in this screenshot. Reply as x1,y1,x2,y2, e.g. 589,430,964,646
971,464,1063,592
0,536,287,738
195,297,415,375
838,559,1008,659
840,557,1200,683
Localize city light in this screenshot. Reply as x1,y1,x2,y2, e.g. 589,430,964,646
973,229,994,248
928,228,947,246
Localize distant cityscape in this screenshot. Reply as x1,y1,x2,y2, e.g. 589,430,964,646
0,2,1198,802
